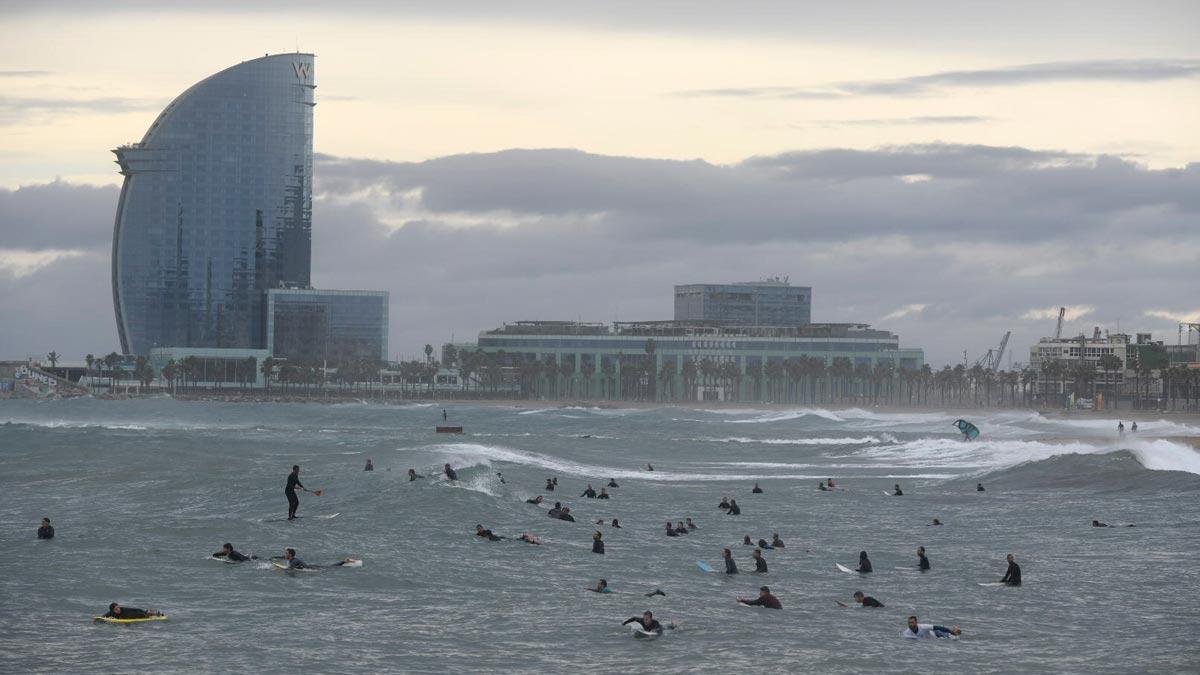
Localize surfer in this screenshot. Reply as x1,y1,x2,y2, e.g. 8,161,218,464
581,484,597,498
37,517,54,539
558,507,576,522
645,589,667,597
1131,421,1138,432
892,484,904,496
931,518,943,526
475,525,504,541
275,548,357,569
526,495,545,505
756,538,773,550
646,464,654,471
592,530,605,554
622,611,663,635
364,459,373,471
611,518,622,528
976,483,985,492
442,409,447,421
719,497,731,510
752,483,764,494
853,591,884,608
519,533,540,545
752,548,768,572
1000,553,1022,586
548,502,563,518
727,499,741,515
408,469,423,481
497,472,506,484
818,482,828,491
598,488,611,499
723,548,739,574
589,579,611,593
743,535,753,545
828,478,837,488
546,478,555,492
443,463,458,481
673,521,687,535
213,543,254,562
607,479,619,488
918,546,930,571
285,465,306,520
666,522,679,537
1118,421,1125,434
102,603,161,620
771,533,785,548
856,551,873,573
902,615,961,639
686,517,697,531
1092,519,1135,527
737,586,782,609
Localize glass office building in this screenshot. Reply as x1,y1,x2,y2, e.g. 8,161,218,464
675,280,812,326
267,289,389,365
112,53,316,355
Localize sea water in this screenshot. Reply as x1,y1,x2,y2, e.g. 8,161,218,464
1,399,1198,673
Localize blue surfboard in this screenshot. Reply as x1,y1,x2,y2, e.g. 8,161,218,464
696,560,715,573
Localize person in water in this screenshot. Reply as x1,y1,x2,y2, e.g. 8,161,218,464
276,548,356,569
719,497,731,510
856,551,873,573
752,483,763,494
1131,421,1138,432
622,611,663,635
444,463,458,481
1001,553,1022,586
475,525,504,541
526,495,544,505
364,459,374,471
589,579,611,593
611,519,621,528
853,591,884,608
892,484,904,496
558,507,576,522
37,517,54,539
213,542,254,562
545,478,555,492
752,548,768,573
686,518,697,531
918,546,930,571
442,409,447,421
738,586,782,609
1092,519,1135,528
581,484,597,498
723,548,739,574
931,518,943,526
756,538,773,550
598,488,611,500
743,535,753,546
497,472,506,484
646,464,654,471
827,478,837,488
607,478,619,488
976,483,985,492
519,533,540,545
591,530,605,554
103,603,161,620
902,615,961,639
674,521,688,535
771,533,785,548
727,499,741,515
666,522,679,537
1118,421,1125,434
408,469,423,481
818,482,828,491
547,502,563,518
285,465,306,520
645,588,667,597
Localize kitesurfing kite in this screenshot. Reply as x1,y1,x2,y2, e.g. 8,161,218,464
953,419,980,440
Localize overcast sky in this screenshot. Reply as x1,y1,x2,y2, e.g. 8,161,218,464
1,2,1198,366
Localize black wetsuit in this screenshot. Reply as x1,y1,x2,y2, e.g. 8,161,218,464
476,529,503,541
105,607,153,619
725,556,739,574
285,472,304,519
622,617,663,634
919,554,930,571
772,538,785,548
977,485,985,492
445,467,458,481
598,492,610,500
558,512,575,522
37,525,54,539
526,498,542,505
728,503,741,515
364,463,373,471
741,594,781,609
858,558,873,573
893,487,904,496
752,487,763,493
547,507,562,518
860,596,884,608
546,482,555,492
214,549,252,562
592,539,605,554
754,556,768,573
666,528,678,537
581,488,596,498
674,527,688,535
608,481,619,488
1002,561,1022,586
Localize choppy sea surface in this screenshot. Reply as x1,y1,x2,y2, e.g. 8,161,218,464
2,398,1199,674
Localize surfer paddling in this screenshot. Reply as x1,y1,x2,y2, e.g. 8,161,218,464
737,586,781,609
902,615,961,639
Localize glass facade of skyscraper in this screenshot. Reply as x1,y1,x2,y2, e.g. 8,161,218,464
674,281,812,326
266,289,389,365
112,53,315,355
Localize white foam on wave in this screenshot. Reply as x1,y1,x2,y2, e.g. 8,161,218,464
722,409,845,424
855,436,1200,476
407,442,950,482
697,435,895,446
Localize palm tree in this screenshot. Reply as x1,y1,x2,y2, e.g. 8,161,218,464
424,344,434,364
764,359,784,402
134,356,155,392
46,351,60,369
644,339,657,402
680,359,697,401
1097,353,1122,410
260,357,277,391
830,357,853,404
162,359,178,394
658,360,677,402
104,352,121,390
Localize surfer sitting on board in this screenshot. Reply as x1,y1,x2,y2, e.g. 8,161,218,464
589,579,611,593
37,517,54,539
686,518,697,531
902,615,961,639
828,478,837,488
727,499,741,515
1000,553,1022,586
856,551,873,573
547,502,563,518
892,484,904,496
592,531,605,554
977,483,985,492
364,459,373,471
752,483,763,494
607,478,619,488
771,533,785,548
103,603,161,620
598,488,610,499
719,497,731,510
737,586,781,609
545,478,555,492
213,543,255,562
622,611,664,635
674,521,688,535
475,525,504,541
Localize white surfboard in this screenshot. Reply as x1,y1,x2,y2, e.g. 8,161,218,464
317,513,340,519
977,581,1006,587
629,623,661,640
835,563,857,574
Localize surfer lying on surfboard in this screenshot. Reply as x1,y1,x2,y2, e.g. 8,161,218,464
271,548,359,570
101,602,162,620
902,615,961,639
212,542,256,562
622,611,672,636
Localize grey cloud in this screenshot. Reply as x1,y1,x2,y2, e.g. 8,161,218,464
3,143,1198,367
0,95,165,125
0,181,119,251
676,59,1200,100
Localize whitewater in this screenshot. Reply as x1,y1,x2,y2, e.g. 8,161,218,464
2,398,1198,673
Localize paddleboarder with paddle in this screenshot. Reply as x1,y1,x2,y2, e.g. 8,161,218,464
285,464,321,520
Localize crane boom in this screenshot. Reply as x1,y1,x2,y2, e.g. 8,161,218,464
1054,307,1065,339
994,331,1010,370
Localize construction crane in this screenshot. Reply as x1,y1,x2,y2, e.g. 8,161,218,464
974,331,1012,371
1054,307,1066,339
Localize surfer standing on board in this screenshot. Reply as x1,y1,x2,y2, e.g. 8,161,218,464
285,465,306,520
